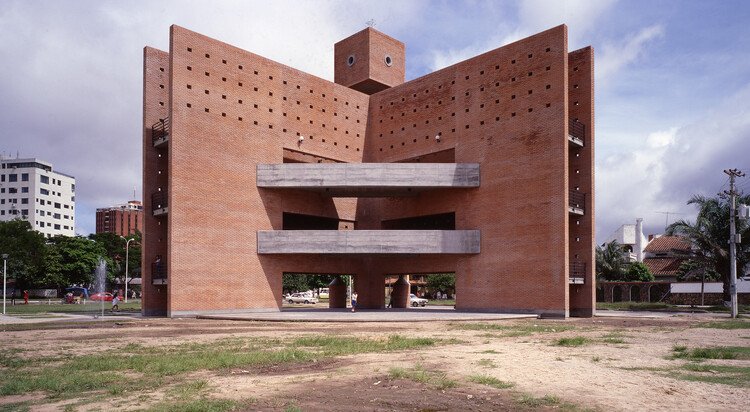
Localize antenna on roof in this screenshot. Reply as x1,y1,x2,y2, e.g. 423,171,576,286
366,19,376,28
654,211,684,231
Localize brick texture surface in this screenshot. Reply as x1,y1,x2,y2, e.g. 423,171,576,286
142,24,595,317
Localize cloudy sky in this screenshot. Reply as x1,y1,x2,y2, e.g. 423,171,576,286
1,0,749,240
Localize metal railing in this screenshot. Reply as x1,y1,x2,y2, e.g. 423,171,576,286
570,260,586,284
152,117,170,145
151,262,167,283
151,190,168,212
569,119,585,145
569,190,585,211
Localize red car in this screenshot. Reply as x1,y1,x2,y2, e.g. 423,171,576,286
89,292,116,302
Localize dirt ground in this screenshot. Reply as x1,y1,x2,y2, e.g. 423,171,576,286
0,314,748,411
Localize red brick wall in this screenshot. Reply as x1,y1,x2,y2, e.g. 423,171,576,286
96,209,143,236
567,47,595,316
142,47,170,316
143,24,595,317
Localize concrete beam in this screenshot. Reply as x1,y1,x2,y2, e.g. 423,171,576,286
257,163,479,197
257,230,480,254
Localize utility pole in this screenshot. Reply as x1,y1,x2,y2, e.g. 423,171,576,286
724,168,745,319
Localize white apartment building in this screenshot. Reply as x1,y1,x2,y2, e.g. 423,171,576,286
0,157,76,237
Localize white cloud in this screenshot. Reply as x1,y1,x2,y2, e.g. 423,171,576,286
596,83,750,241
426,0,617,72
597,24,665,81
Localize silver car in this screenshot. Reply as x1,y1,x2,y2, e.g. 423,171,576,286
409,294,428,307
287,293,318,304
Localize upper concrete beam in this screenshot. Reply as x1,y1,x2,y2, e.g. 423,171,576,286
257,163,480,197
257,230,480,254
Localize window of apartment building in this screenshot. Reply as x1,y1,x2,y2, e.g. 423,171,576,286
71,196,75,202
0,175,4,182
71,184,75,192
40,175,49,184
57,180,61,186
21,198,28,204
54,224,61,230
54,202,61,209
0,188,4,193
8,188,16,194
21,187,28,193
9,174,17,182
64,205,69,209
0,210,3,215
9,199,17,204
21,209,28,216
21,173,29,181
40,188,49,195
53,213,61,219
0,199,4,205
39,210,45,216
39,221,44,227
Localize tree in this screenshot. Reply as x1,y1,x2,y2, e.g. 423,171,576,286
667,193,750,302
87,231,142,280
0,219,46,290
426,273,455,294
676,260,720,282
595,241,628,281
43,236,114,290
622,262,655,282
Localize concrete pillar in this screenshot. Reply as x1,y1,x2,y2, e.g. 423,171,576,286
635,218,644,262
354,273,385,309
328,276,347,308
391,275,410,308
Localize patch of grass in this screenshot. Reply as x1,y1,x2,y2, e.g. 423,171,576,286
455,322,573,337
476,358,496,368
591,356,601,362
147,398,240,412
468,374,514,389
597,302,671,311
671,346,750,360
0,334,446,403
517,394,561,407
479,349,499,354
426,299,456,306
388,365,457,390
672,364,750,387
0,348,25,368
167,380,210,398
0,401,32,412
553,336,589,347
695,320,750,329
5,301,141,315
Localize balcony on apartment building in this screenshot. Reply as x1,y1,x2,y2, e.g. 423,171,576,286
257,163,480,197
569,190,585,215
151,190,168,216
257,229,480,254
568,118,585,147
569,260,586,284
152,117,170,147
151,262,167,285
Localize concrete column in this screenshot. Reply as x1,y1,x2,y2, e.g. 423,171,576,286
328,276,347,308
353,273,385,309
391,275,410,308
635,218,644,262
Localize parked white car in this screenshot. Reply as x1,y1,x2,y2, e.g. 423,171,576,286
287,293,318,304
319,288,330,299
409,294,428,307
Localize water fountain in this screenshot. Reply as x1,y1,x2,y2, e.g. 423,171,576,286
93,258,107,318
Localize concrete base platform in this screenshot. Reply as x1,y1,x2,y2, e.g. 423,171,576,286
197,307,539,323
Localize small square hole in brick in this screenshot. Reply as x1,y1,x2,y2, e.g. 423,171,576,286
546,47,551,52
546,66,551,71
511,112,516,117
221,113,226,117
187,84,192,89
222,59,227,64
239,65,243,70
546,84,551,89
205,72,209,76
186,103,191,108
160,67,164,72
546,103,551,107
204,108,209,113
187,66,192,71
528,108,533,112
187,47,192,52
205,53,210,58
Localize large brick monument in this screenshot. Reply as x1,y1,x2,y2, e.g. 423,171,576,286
142,24,594,317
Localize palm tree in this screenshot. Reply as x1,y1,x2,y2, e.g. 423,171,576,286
595,240,628,281
667,194,750,303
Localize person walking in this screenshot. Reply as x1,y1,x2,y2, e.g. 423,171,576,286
112,293,120,312
23,290,29,305
351,291,358,312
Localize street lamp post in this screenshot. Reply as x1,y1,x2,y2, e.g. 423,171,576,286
121,237,136,303
2,254,8,315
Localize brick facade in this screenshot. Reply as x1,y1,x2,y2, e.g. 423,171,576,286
142,24,595,317
95,201,143,236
